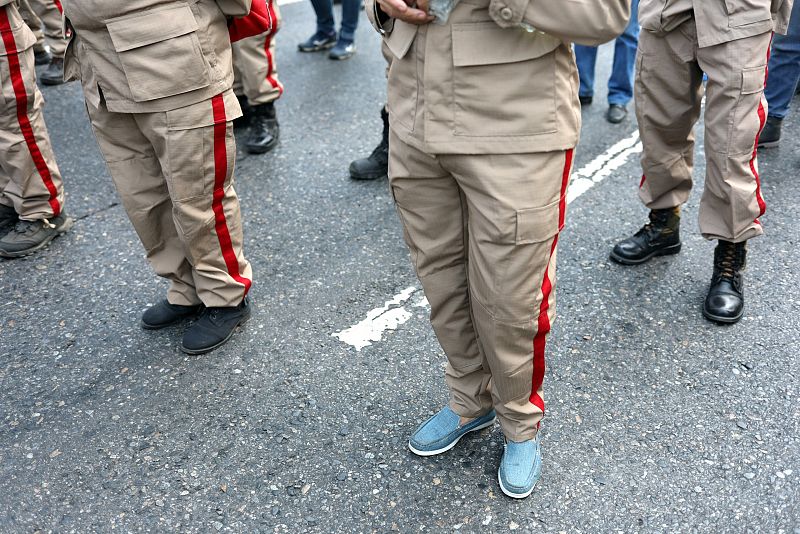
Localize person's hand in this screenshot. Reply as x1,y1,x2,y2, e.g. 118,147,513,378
377,0,433,25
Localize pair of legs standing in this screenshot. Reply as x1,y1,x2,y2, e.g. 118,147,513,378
612,20,773,324
574,0,640,123
298,0,360,60
390,130,573,498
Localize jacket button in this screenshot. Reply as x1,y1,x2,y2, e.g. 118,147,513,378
500,7,513,20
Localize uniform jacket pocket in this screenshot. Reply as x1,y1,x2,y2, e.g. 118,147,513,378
724,0,772,27
451,22,559,137
106,4,211,102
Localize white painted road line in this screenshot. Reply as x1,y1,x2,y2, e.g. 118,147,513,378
332,286,421,351
333,131,642,350
567,130,642,204
277,0,303,5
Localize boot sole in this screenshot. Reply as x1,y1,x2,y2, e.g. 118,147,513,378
407,417,496,457
0,217,73,258
702,306,743,325
245,136,279,155
179,309,251,355
349,170,387,181
609,242,682,265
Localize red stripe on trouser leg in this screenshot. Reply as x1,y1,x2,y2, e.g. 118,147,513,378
0,7,61,217
210,94,252,297
530,149,574,414
53,0,63,14
264,0,283,96
749,35,772,223
639,174,646,188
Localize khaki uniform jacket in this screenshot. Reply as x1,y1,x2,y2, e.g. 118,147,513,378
366,0,630,155
638,0,794,48
60,0,252,113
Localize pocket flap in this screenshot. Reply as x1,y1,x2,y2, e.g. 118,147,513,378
107,5,199,52
385,20,417,60
740,67,766,95
515,198,561,244
451,22,560,67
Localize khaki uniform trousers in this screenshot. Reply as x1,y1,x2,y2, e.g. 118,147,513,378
84,89,252,308
0,2,64,220
232,0,282,106
17,0,65,58
635,19,773,242
389,131,573,442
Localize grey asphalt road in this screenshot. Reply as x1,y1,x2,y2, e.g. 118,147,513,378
1,4,799,533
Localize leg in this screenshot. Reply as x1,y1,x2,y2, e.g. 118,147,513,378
84,98,200,306
231,3,282,154
698,31,773,242
30,0,66,85
442,150,572,443
635,25,704,211
573,45,598,100
388,131,494,422
764,0,800,120
310,0,336,37
16,0,45,58
138,91,252,308
339,0,360,42
231,1,283,107
607,0,639,106
0,4,64,221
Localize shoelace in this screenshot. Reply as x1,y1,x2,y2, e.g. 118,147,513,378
716,245,743,281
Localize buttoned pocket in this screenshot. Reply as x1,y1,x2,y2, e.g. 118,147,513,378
106,5,210,102
451,22,560,137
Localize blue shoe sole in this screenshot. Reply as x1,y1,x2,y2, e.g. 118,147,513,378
408,416,496,457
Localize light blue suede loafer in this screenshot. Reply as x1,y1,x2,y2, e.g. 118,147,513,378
408,406,496,457
498,434,542,499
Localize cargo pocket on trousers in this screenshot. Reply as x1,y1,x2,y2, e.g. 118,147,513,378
164,96,234,202
515,197,561,245
106,5,211,102
729,66,766,156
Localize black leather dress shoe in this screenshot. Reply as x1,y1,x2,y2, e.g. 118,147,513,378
757,116,782,148
610,208,681,265
703,241,746,324
606,104,628,124
181,297,251,355
142,300,202,330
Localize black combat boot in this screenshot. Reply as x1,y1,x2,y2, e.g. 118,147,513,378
757,116,782,148
141,300,203,330
349,107,389,180
610,207,681,265
703,240,747,324
0,204,18,238
233,94,251,131
245,102,279,154
40,57,65,86
181,297,251,355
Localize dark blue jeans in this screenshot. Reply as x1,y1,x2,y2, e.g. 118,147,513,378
574,0,640,106
765,0,800,119
311,0,360,42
